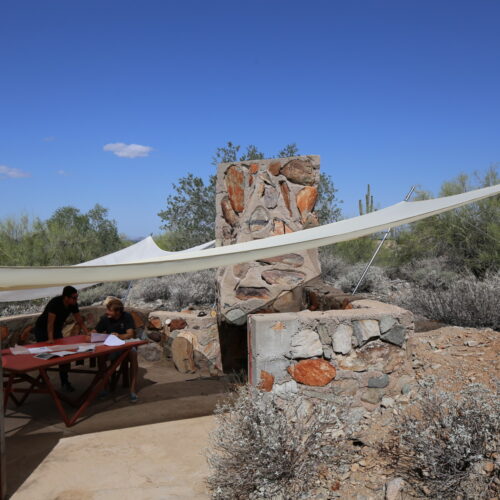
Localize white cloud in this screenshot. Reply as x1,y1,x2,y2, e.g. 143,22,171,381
56,169,68,176
103,142,153,158
0,165,30,179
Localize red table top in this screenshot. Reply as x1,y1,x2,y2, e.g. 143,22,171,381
1,335,146,373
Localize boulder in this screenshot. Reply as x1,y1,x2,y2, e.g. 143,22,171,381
268,161,281,176
279,181,292,215
221,197,239,226
368,374,389,388
257,253,304,267
171,336,196,373
288,359,336,386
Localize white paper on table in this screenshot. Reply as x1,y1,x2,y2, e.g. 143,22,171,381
104,335,125,347
91,333,108,343
10,345,29,355
28,346,51,354
77,344,96,353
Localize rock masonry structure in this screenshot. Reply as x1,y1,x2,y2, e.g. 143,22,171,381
248,300,415,409
215,156,322,326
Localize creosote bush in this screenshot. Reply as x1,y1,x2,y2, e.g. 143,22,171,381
381,381,499,499
206,385,344,500
397,272,500,330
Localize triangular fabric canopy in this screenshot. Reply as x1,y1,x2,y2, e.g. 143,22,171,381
0,184,498,293
0,237,214,302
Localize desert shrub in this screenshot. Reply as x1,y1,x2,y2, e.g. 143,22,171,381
394,256,461,290
206,385,344,500
77,281,129,306
335,263,390,294
319,250,347,283
0,299,48,317
381,381,499,499
398,272,500,330
130,269,216,309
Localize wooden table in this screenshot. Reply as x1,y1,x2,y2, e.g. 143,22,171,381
2,335,146,427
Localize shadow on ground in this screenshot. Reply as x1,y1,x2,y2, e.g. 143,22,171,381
4,358,230,498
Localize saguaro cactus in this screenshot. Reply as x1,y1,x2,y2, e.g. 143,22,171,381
359,184,374,215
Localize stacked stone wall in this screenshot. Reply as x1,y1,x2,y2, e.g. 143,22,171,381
248,300,415,410
216,156,322,326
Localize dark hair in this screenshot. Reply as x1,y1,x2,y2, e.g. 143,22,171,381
62,285,78,298
106,298,124,313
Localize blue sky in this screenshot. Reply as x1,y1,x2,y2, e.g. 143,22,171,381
1,0,499,238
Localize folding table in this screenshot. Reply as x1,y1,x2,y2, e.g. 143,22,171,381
2,335,146,427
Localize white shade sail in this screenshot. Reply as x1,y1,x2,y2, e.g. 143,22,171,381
0,237,214,302
0,184,498,293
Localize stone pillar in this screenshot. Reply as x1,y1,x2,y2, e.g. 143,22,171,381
215,156,322,327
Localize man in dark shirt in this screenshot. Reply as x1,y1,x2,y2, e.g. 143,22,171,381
34,285,89,391
94,298,139,403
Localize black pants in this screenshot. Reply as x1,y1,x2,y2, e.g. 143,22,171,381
34,327,70,386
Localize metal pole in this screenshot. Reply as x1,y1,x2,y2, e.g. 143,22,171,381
352,186,416,295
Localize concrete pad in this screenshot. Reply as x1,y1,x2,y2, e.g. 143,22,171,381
12,415,214,500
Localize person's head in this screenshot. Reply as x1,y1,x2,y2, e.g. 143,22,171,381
106,298,124,320
62,285,78,306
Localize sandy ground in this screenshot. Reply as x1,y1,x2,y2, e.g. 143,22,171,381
4,358,228,499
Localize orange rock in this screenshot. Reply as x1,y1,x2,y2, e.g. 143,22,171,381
249,163,259,174
258,370,274,392
268,161,281,176
235,287,270,300
287,359,336,386
170,318,187,331
221,197,239,226
272,219,285,235
303,213,319,228
284,223,294,233
225,165,245,213
148,316,163,330
297,186,318,215
280,181,292,216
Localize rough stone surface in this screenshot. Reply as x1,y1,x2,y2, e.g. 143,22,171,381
288,359,336,386
221,197,239,226
296,186,318,216
360,388,385,404
258,370,274,392
225,165,245,213
272,379,298,397
138,342,163,362
368,374,390,388
171,336,196,373
332,324,353,354
381,325,406,347
169,318,187,331
216,156,321,324
353,319,380,346
289,329,323,358
261,270,305,286
257,253,304,267
379,315,397,334
281,159,316,185
385,477,405,500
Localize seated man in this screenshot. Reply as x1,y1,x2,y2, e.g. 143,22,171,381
34,285,89,392
93,298,139,403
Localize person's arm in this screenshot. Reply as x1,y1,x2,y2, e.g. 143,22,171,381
73,312,89,335
116,328,135,341
47,312,56,342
